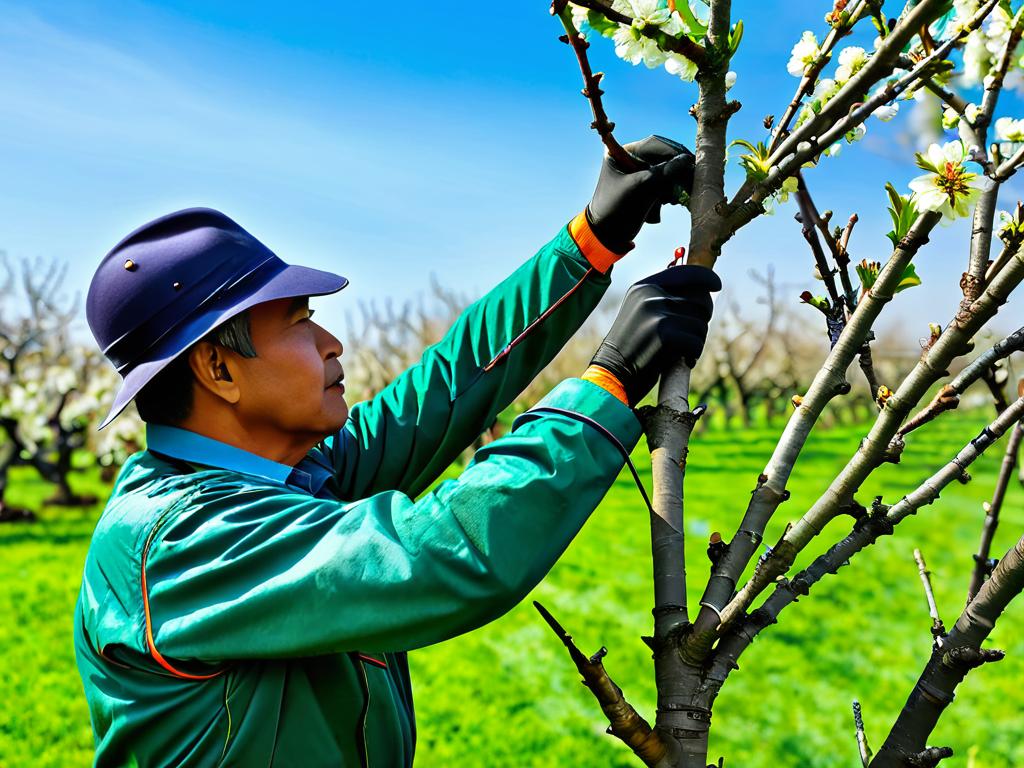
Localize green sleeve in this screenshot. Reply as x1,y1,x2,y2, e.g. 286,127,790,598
320,223,611,501
145,379,640,661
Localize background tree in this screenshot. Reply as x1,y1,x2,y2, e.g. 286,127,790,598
0,256,138,518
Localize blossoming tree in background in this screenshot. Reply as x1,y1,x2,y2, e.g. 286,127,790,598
0,256,144,519
538,1,1024,766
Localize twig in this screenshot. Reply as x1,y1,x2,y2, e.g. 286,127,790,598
533,601,673,767
900,325,1024,437
553,4,641,171
981,363,1010,414
853,699,872,768
966,420,1024,602
795,175,845,311
914,548,946,640
768,0,874,153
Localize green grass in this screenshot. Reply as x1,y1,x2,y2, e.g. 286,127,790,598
2,412,1024,767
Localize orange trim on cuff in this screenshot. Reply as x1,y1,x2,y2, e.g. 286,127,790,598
582,365,629,406
568,211,627,274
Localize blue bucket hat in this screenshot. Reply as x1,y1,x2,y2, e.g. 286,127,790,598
87,208,348,429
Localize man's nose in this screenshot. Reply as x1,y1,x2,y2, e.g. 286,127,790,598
317,323,343,360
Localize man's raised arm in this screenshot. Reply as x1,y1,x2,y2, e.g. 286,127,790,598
321,136,698,500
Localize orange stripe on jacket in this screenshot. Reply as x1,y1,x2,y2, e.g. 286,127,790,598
568,211,627,274
140,515,224,681
582,365,629,406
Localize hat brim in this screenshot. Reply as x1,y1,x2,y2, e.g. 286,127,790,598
99,263,348,429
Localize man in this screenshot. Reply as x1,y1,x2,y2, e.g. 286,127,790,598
75,136,720,767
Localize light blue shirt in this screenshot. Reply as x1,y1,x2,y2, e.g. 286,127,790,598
145,423,336,497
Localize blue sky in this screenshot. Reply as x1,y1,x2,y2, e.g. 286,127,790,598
1,1,1022,343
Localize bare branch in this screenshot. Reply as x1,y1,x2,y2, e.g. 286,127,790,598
966,420,1024,602
706,396,1024,707
686,213,940,651
853,699,873,768
900,325,1024,436
913,548,946,639
553,4,641,171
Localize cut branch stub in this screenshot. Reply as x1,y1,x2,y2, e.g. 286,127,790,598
533,601,674,766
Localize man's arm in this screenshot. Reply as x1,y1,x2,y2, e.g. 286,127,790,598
319,135,698,501
319,216,619,501
144,380,640,661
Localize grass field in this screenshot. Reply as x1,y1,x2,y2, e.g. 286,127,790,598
2,410,1023,767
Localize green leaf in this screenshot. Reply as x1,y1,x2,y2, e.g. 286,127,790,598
674,1,708,37
729,138,771,182
855,260,880,292
894,264,922,293
728,19,743,56
585,10,619,37
883,182,919,247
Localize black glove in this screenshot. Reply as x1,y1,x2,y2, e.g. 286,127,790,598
591,265,721,406
587,135,696,254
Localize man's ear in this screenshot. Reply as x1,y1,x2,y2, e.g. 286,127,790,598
188,342,241,405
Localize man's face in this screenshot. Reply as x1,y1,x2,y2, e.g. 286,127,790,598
228,296,348,445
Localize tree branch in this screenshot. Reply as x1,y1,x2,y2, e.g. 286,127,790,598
534,601,675,767
722,243,1024,628
706,397,1024,709
966,420,1024,602
871,534,1024,766
900,325,1024,437
914,548,946,639
685,213,939,652
768,0,875,153
554,4,642,171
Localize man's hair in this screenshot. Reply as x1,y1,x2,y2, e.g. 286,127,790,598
134,311,257,425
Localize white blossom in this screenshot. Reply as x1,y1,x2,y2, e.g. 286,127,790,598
613,26,668,68
908,140,986,222
787,31,820,77
846,124,867,143
725,70,737,90
995,116,1024,142
665,52,698,81
626,0,672,27
835,46,868,83
872,102,899,122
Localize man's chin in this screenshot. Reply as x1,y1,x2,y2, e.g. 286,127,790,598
321,400,350,436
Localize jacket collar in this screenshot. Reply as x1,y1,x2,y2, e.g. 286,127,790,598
145,423,331,496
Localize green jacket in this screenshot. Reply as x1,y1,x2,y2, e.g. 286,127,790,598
75,221,642,767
